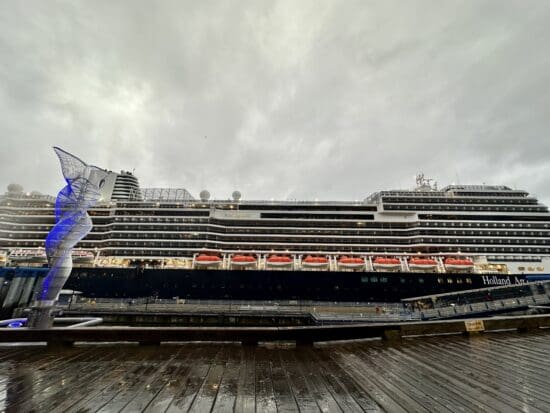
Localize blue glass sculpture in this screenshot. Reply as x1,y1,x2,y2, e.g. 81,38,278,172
29,147,108,328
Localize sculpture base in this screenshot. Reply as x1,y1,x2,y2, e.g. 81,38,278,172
27,304,55,329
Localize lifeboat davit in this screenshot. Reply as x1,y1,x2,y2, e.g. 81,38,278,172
231,255,257,267
195,254,222,268
373,257,401,270
302,255,329,268
337,256,365,269
444,257,474,271
266,255,293,267
408,257,437,270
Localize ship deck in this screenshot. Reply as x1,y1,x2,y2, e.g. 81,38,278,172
1,330,549,412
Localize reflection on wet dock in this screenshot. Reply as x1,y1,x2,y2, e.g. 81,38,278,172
0,330,549,412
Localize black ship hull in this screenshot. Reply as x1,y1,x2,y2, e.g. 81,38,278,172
0,267,536,305
62,267,533,302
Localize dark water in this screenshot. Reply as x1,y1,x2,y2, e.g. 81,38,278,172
0,331,549,412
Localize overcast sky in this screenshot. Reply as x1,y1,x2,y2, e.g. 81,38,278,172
1,0,549,205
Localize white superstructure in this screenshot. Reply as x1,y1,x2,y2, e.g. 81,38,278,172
1,173,549,274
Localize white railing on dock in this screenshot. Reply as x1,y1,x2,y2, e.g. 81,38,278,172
418,292,550,320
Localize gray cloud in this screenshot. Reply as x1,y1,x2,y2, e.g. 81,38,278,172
1,0,549,205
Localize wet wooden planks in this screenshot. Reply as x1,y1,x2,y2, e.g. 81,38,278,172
0,330,548,412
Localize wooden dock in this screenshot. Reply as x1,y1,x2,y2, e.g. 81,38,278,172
0,329,549,412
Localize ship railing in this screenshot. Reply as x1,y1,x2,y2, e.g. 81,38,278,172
312,312,421,324
63,297,408,313
413,282,550,320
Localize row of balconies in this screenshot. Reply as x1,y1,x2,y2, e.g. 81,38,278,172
2,233,550,247
384,204,547,213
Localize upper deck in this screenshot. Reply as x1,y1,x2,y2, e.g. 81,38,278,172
2,182,550,262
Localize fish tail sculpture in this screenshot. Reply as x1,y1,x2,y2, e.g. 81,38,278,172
28,147,108,329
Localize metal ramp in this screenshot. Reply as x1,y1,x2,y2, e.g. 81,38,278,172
402,281,550,320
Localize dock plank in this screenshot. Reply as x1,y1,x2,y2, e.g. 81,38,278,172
165,345,219,412
0,329,548,412
234,346,255,413
211,344,242,412
396,345,548,413
291,346,343,413
278,349,320,412
142,346,201,412
420,339,550,405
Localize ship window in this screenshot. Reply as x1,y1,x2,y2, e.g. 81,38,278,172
400,278,406,284
437,278,443,284
447,278,453,284
456,278,463,284
379,277,388,283
418,278,424,284
465,278,472,284
518,266,525,271
361,276,369,283
370,276,378,283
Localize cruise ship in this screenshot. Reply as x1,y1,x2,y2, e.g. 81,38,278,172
0,171,549,304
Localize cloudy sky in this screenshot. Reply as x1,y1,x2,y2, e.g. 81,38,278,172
1,0,549,204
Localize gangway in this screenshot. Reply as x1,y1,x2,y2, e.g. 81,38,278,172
402,281,550,320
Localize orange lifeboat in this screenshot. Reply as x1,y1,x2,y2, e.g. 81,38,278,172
266,255,293,267
408,257,437,270
373,257,401,270
444,257,474,271
337,256,365,269
231,255,257,267
195,254,222,268
302,255,329,268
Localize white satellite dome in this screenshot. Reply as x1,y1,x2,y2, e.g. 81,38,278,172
232,190,242,201
199,190,210,202
7,183,23,193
